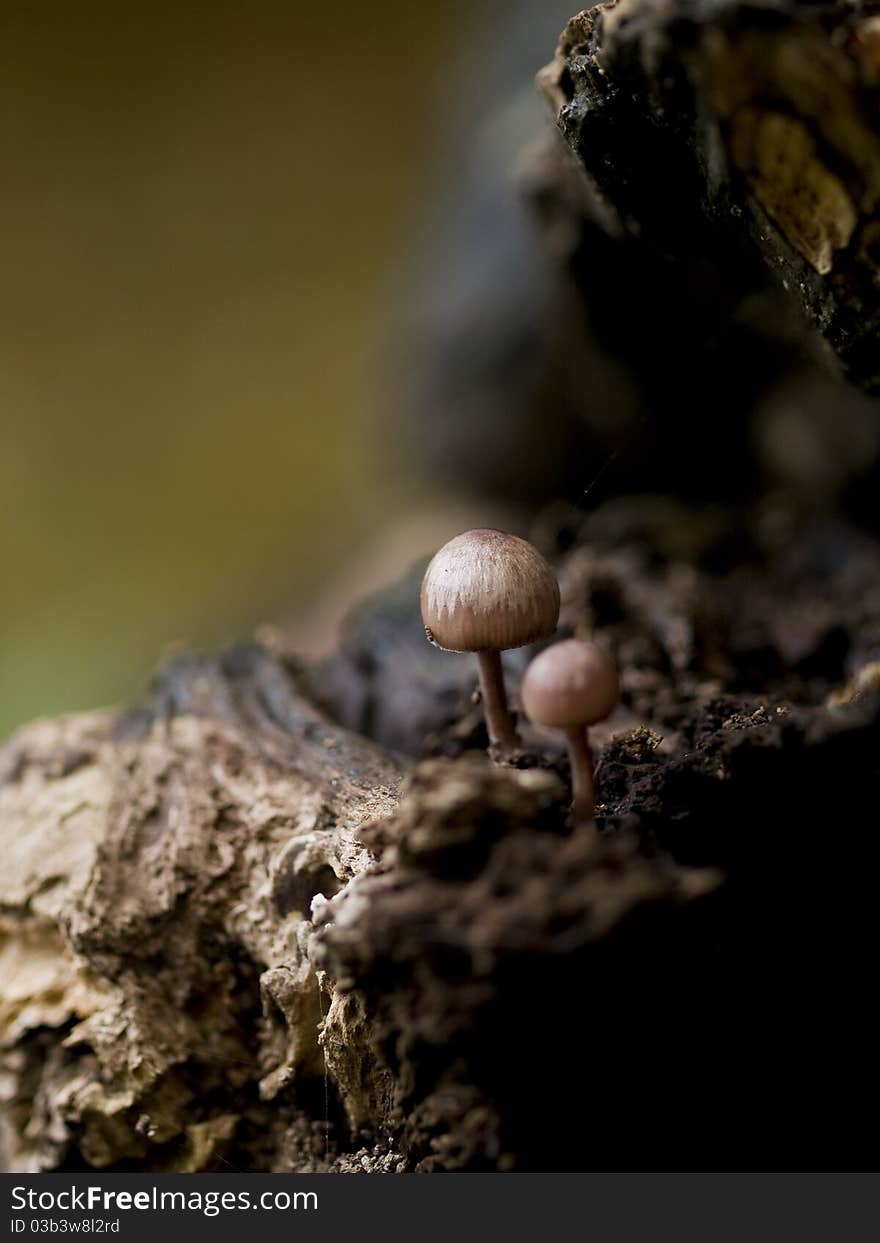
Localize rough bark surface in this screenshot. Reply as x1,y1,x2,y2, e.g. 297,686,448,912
3,0,880,1173
3,498,880,1170
0,644,401,1172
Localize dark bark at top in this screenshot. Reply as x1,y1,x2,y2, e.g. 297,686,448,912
399,1,880,519
543,0,880,390
3,2,880,1174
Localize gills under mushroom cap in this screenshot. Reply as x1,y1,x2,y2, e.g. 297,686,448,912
420,528,560,653
521,639,619,730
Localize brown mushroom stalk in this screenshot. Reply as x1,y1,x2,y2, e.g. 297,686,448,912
521,639,620,822
420,528,560,750
477,649,518,748
563,724,596,824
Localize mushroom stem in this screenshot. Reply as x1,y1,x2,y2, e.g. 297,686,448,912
477,650,518,748
564,726,596,822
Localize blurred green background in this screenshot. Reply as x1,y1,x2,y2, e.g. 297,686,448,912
1,2,464,738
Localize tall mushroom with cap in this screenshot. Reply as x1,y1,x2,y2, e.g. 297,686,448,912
420,529,560,748
521,638,619,822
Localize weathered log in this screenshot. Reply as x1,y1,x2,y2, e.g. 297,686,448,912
3,499,880,1170
0,629,721,1172
0,644,401,1172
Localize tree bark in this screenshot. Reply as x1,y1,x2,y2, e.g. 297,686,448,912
540,0,880,391
0,642,402,1172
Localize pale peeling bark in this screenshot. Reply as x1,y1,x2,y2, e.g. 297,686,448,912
0,644,401,1172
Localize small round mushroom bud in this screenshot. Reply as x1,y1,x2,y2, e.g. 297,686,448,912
521,639,619,822
420,529,560,748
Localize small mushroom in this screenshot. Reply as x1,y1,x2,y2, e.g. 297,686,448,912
521,638,619,822
420,529,560,748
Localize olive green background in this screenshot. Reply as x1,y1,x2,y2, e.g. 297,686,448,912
1,2,463,738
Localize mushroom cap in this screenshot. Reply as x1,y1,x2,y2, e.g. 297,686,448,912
420,528,560,653
521,639,619,729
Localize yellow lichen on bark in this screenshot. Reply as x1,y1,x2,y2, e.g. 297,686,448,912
729,109,857,274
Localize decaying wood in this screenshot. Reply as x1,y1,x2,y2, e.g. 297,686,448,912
4,2,880,1173
0,645,401,1172
540,0,880,389
3,496,880,1170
